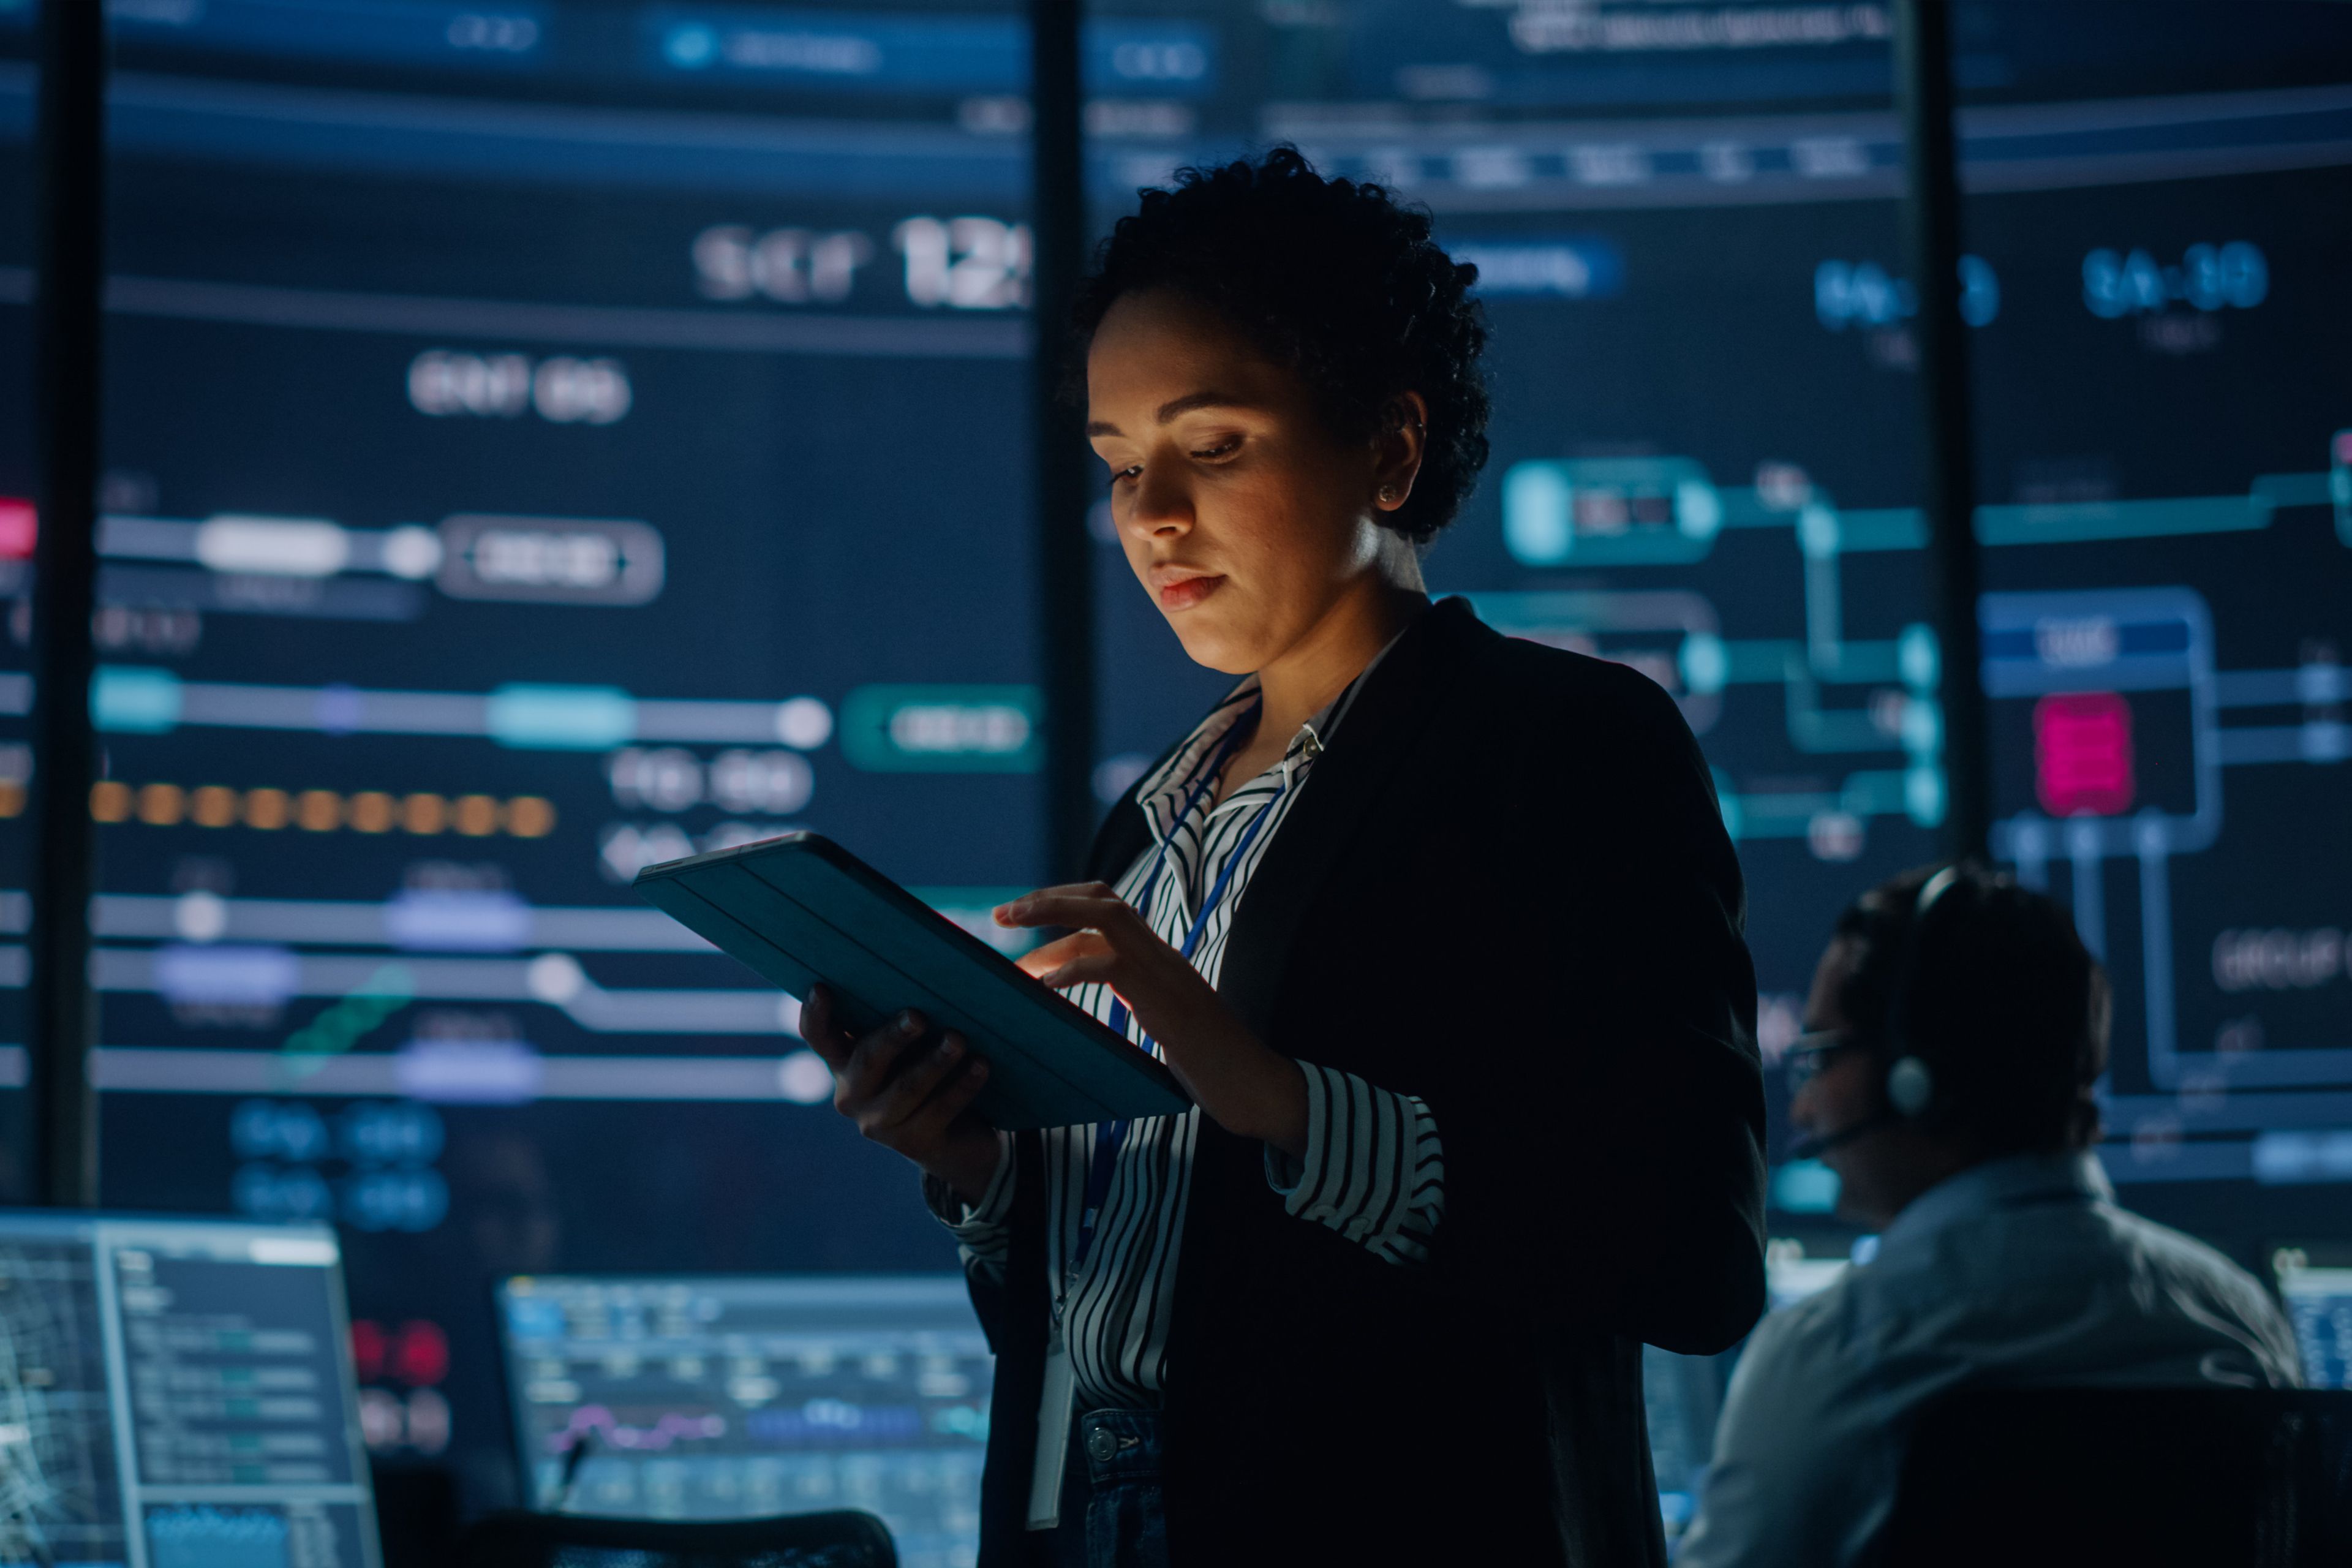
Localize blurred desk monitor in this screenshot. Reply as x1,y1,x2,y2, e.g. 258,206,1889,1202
2271,1243,2352,1389
1642,1344,1724,1545
1645,1237,1858,1543
0,1208,380,1568
494,1273,990,1568
1766,1236,1855,1312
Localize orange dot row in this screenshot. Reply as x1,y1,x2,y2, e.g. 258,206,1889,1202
0,782,556,838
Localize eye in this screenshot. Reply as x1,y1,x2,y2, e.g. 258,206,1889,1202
1190,437,1240,461
1108,464,1142,488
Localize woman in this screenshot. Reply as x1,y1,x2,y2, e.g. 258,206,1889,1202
801,148,1765,1567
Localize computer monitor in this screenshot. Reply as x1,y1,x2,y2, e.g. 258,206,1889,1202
1642,1344,1725,1545
1766,1237,1853,1312
0,1210,379,1568
493,1273,989,1568
1646,1238,1855,1540
2271,1245,2352,1390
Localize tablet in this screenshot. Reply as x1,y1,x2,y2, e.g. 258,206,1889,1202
633,833,1191,1130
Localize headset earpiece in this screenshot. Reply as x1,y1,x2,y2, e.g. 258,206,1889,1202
1879,864,1966,1126
1887,1055,1936,1119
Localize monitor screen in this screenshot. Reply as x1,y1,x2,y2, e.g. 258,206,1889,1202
0,1209,378,1568
1640,1344,1724,1547
494,1272,989,1568
1080,0,2352,1238
1765,1238,1851,1313
2271,1245,2352,1390
0,0,1057,1501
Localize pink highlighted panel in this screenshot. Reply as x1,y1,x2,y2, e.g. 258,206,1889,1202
0,498,33,560
2034,691,2135,817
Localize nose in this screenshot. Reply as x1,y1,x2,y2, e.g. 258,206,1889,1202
1125,461,1193,538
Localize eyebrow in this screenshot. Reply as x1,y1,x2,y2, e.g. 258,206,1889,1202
1084,390,1253,438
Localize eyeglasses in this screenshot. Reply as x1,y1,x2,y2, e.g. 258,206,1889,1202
1784,1030,1864,1091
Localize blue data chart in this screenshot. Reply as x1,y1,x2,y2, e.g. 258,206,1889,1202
0,0,1056,1508
2273,1249,2352,1390
1961,162,2352,1213
494,1274,990,1568
0,1210,380,1568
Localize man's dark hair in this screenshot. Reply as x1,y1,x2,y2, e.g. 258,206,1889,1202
1831,864,2111,1153
1069,145,1491,543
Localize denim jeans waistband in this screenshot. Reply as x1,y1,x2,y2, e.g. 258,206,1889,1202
1076,1406,1163,1488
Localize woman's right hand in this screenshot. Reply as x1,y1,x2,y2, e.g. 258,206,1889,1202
801,985,1003,1205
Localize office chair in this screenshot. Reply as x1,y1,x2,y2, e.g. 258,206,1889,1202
456,1509,897,1568
1880,1387,2352,1568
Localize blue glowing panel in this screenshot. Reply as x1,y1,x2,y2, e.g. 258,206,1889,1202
1085,1,2352,1235
0,1210,380,1568
2275,1256,2352,1389
0,1,1038,1507
1966,159,2352,1200
495,1273,989,1567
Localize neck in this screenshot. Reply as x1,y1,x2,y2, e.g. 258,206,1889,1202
1254,554,1428,742
1855,1133,1986,1229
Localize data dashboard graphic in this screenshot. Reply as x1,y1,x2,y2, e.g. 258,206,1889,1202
494,1273,989,1568
1082,3,2352,1242
0,1210,379,1568
2272,1246,2352,1390
0,0,1065,1507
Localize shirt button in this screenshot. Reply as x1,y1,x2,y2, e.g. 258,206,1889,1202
1086,1425,1119,1463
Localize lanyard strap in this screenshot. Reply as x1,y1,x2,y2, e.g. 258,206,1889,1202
1063,701,1291,1311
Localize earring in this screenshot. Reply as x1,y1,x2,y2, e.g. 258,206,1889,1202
1378,484,1400,503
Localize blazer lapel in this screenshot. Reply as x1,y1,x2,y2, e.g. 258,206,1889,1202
1212,595,1494,1037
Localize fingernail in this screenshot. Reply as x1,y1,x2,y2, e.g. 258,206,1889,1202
943,1037,963,1058
971,1061,989,1079
896,1011,919,1036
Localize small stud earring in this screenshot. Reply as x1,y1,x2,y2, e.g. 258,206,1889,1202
1378,484,1399,503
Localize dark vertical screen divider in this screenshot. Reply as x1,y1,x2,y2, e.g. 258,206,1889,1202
28,0,105,1208
1896,0,1988,865
1032,0,1099,875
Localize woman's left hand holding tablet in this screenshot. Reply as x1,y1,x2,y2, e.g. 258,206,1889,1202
801,985,1004,1207
996,885,1309,1158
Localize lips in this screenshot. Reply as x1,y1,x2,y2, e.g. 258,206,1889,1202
1151,567,1225,612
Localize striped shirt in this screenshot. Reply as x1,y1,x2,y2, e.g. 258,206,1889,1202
937,663,1447,1409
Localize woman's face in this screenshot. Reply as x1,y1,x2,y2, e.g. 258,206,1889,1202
1085,288,1409,674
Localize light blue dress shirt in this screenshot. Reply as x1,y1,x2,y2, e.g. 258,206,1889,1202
1678,1151,2301,1568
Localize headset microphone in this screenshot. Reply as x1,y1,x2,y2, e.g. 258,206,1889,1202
1787,864,1970,1165
1789,1110,1896,1161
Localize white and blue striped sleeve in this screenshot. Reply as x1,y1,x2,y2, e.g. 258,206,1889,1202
1264,1063,1444,1267
921,1130,1017,1280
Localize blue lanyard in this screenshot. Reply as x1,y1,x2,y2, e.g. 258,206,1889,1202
1062,701,1291,1313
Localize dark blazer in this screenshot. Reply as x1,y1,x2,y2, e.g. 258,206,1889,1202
968,596,1766,1566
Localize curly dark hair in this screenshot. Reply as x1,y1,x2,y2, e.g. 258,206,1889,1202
1069,146,1491,543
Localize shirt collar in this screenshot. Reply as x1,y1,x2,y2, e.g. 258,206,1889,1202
1132,608,1424,837
1877,1150,2113,1253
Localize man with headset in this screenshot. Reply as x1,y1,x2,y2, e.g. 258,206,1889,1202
1678,863,2298,1568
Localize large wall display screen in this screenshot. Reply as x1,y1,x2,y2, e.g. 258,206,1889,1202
1967,162,2352,1216
1078,0,2352,1237
0,0,1234,1507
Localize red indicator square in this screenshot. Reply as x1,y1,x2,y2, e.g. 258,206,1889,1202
0,499,33,560
2035,692,2135,817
